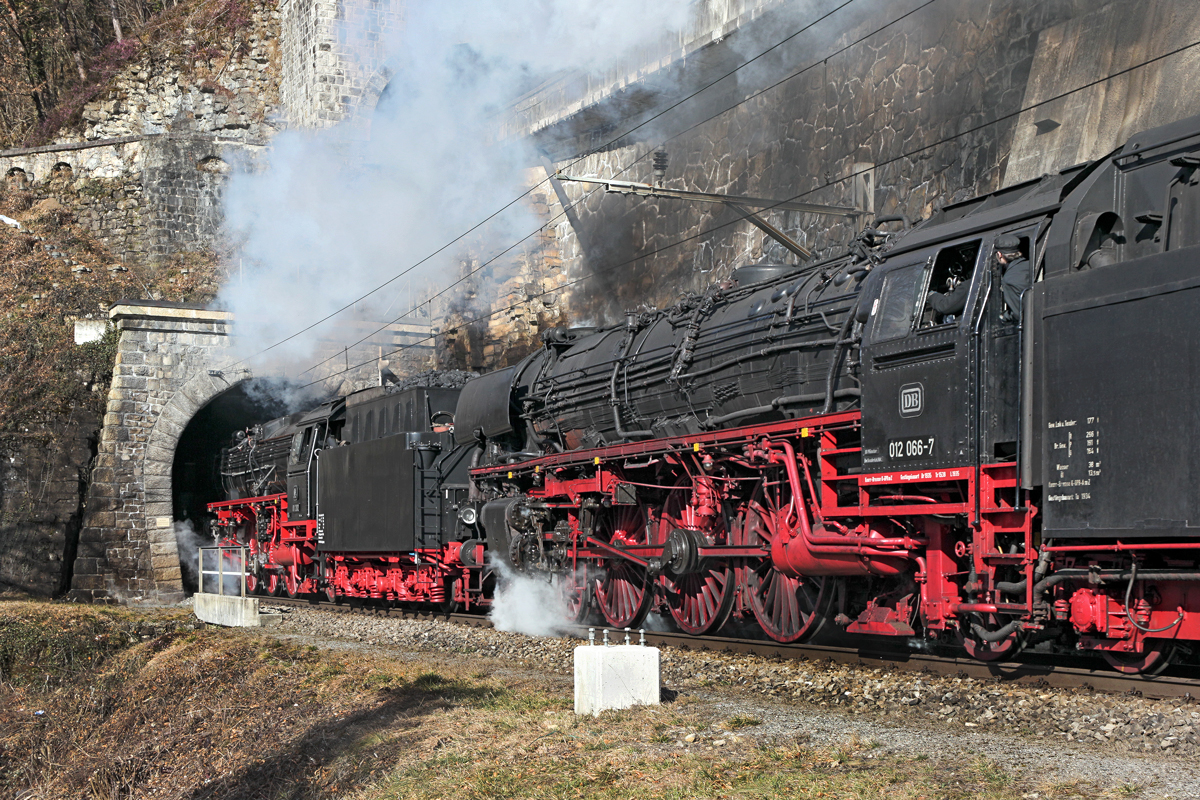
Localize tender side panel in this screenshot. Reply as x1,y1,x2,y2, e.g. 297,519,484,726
318,435,416,551
1039,247,1200,537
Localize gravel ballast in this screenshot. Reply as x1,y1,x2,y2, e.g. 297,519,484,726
263,605,1200,797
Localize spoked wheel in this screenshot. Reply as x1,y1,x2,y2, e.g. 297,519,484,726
657,484,735,635
741,504,831,643
323,582,338,604
553,564,593,624
1102,642,1177,676
245,572,261,596
957,614,1025,662
746,562,831,643
593,504,653,629
267,572,284,597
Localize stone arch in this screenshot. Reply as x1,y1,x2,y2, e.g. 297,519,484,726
343,63,395,132
5,167,29,190
142,371,250,593
51,162,73,182
70,302,236,604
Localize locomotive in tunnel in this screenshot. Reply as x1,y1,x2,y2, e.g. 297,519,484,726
208,383,482,606
209,113,1200,674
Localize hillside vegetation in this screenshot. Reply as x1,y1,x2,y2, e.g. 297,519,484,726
0,0,255,147
0,192,220,431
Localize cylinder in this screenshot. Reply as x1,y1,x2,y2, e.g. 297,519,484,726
770,528,908,577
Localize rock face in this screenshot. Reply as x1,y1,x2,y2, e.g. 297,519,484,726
506,0,1200,330
0,417,99,596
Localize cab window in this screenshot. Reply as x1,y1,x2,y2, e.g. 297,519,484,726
288,427,313,466
870,263,925,342
920,239,980,325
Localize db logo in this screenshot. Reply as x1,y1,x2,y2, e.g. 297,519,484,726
899,383,923,418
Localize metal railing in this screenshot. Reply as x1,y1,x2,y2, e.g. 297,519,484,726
198,546,248,597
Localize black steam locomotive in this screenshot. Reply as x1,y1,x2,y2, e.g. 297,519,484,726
211,113,1200,674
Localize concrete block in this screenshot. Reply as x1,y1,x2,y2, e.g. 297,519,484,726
574,644,660,716
193,592,275,627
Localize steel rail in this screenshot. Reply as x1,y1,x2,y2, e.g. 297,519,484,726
252,595,1199,701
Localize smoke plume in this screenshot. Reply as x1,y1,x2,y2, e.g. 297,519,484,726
219,0,694,377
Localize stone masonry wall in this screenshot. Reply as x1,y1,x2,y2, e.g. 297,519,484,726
435,175,569,371
535,0,1086,326
0,416,100,596
0,0,279,268
483,0,1200,336
278,0,404,129
71,304,235,603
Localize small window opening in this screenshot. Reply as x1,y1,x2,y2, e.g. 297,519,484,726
921,240,981,326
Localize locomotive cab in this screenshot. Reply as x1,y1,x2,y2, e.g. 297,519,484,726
860,201,1044,476
285,404,345,522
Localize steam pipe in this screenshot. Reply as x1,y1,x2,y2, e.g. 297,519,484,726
768,440,926,552
610,315,654,440
996,568,1200,597
971,620,1022,642
704,388,861,429
821,297,860,414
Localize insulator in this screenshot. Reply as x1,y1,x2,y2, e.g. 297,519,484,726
653,150,669,172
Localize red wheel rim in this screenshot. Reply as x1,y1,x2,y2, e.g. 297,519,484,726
593,505,652,629
267,573,284,597
657,484,734,635
554,564,592,624
1102,643,1175,675
661,568,735,635
741,503,829,643
284,569,300,598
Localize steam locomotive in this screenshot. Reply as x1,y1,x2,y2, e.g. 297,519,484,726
210,113,1200,674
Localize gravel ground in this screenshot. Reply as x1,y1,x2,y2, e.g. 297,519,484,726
259,605,1200,798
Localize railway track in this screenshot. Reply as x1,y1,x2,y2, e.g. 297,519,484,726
254,595,1200,702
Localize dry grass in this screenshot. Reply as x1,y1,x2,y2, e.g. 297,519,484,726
0,600,1136,799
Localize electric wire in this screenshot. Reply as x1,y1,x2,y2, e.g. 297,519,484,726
296,0,939,376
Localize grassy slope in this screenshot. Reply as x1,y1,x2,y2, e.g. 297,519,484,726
0,600,1127,800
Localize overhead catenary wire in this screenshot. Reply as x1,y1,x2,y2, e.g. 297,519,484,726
296,36,1200,390
297,0,941,377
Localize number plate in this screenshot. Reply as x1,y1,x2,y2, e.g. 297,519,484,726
887,436,936,460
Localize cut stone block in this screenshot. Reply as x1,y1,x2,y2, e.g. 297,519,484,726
574,644,660,716
193,592,279,627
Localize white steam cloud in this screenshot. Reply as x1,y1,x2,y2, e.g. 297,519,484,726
219,0,694,374
174,519,208,588
488,559,577,638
